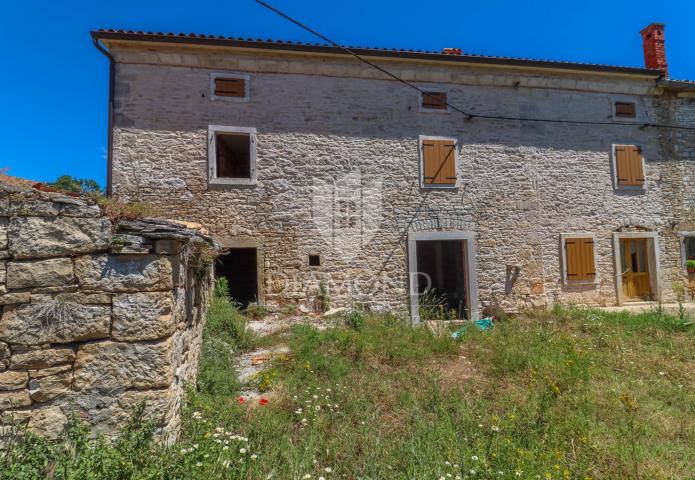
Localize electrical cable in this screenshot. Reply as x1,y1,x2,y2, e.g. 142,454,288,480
255,0,695,132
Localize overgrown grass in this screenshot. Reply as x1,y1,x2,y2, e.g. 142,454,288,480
2,294,693,479
197,278,255,396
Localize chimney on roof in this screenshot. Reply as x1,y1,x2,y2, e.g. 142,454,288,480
442,48,462,55
640,23,668,77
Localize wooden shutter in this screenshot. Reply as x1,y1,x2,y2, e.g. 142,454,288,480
615,102,636,118
422,140,456,185
422,92,447,110
565,237,596,282
615,145,645,186
215,78,246,97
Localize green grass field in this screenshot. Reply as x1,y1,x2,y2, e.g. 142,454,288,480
2,289,694,479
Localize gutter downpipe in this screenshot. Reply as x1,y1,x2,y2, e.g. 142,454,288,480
91,34,115,197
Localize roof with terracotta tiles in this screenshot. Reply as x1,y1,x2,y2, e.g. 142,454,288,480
92,29,661,77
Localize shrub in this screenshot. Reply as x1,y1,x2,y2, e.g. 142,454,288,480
94,195,161,223
316,281,330,313
0,407,180,480
344,305,366,330
418,288,450,321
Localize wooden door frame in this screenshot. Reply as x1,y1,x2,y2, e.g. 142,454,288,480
407,231,480,324
612,231,661,306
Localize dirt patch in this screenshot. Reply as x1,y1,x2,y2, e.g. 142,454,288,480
431,347,485,394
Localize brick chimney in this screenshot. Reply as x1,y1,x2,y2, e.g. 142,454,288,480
640,23,668,77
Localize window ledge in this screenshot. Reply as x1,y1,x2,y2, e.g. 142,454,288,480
419,107,451,114
209,178,257,187
421,184,458,190
565,280,598,287
614,184,646,192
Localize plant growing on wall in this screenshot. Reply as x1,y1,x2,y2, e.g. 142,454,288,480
35,296,82,340
316,282,330,313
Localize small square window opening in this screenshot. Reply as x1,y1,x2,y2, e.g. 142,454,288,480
210,73,250,102
615,101,636,118
216,133,251,178
421,91,448,110
308,255,321,267
215,77,246,98
208,126,257,186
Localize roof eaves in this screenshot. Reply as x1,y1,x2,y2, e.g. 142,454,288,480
91,29,661,78
658,78,695,91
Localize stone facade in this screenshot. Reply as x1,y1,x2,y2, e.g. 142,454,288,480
0,184,213,440
104,40,695,317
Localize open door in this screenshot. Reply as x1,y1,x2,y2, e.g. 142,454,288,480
415,239,468,318
620,237,652,301
408,231,479,323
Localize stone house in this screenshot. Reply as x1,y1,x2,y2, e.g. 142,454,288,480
92,23,695,321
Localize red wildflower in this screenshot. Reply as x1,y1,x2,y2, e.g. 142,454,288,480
259,397,269,406
238,396,246,404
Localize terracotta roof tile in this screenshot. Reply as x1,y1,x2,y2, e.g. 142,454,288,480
91,29,660,77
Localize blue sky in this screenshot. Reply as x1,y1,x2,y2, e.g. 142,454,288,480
2,0,693,188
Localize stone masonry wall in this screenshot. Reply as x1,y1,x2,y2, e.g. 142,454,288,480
0,183,214,440
107,43,695,315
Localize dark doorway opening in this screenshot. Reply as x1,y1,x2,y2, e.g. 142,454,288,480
216,248,258,308
416,240,467,318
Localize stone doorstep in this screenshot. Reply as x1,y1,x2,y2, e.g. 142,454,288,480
598,302,695,314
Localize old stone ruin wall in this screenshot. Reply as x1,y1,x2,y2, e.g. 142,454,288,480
0,183,214,441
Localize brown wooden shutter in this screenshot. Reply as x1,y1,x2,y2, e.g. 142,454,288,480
215,78,246,97
422,140,438,185
615,145,644,186
565,237,595,282
422,140,456,185
422,92,447,110
615,102,636,118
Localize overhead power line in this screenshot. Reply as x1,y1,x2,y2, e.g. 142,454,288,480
255,0,695,132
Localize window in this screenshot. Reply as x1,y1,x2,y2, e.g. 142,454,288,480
686,238,695,261
421,91,448,111
614,101,636,118
207,126,257,186
308,255,321,267
561,235,597,284
681,234,695,268
215,78,245,97
420,136,457,188
210,73,250,101
612,144,645,189
611,96,642,122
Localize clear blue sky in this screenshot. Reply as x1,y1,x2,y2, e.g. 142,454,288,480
2,0,693,188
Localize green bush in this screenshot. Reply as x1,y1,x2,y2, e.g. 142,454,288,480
344,305,366,330
0,407,182,480
196,281,255,396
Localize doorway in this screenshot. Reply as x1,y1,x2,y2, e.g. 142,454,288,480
619,238,652,301
408,231,479,323
415,240,467,317
215,248,258,308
